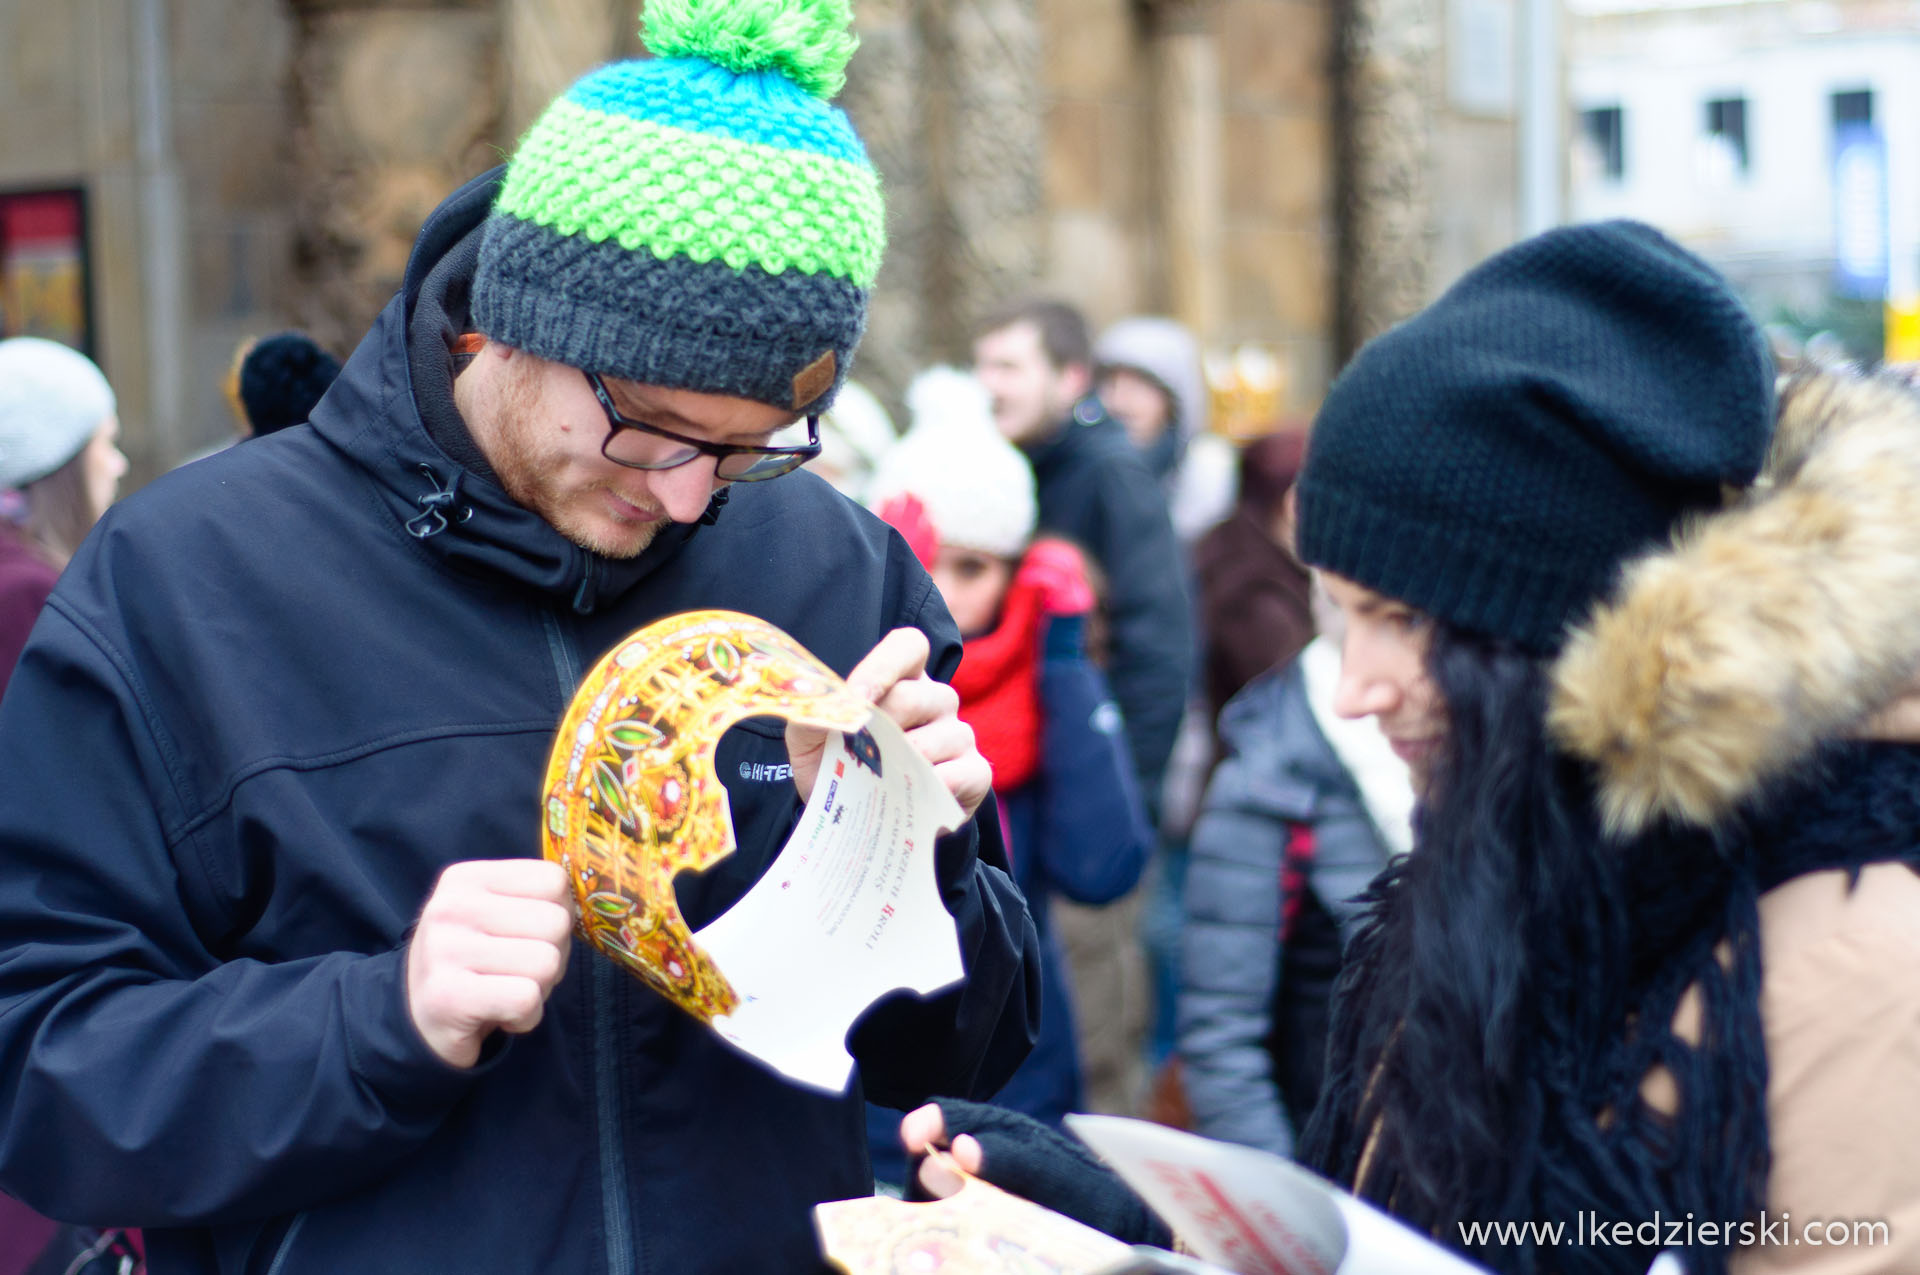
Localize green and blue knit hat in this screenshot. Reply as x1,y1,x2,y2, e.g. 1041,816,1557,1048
471,0,883,415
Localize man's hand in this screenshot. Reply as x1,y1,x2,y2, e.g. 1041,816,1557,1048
405,859,574,1069
786,627,992,821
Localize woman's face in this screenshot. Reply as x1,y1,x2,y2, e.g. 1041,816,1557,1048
1096,367,1173,450
82,415,128,522
931,546,1015,638
1319,570,1447,787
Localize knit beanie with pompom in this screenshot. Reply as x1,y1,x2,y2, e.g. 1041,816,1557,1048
470,0,883,416
868,367,1037,561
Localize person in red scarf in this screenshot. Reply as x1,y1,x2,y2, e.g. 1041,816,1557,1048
862,368,1154,1187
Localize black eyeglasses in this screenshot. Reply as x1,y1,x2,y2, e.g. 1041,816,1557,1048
584,371,820,482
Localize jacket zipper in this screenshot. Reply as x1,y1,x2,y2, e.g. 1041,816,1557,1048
542,608,638,1275
262,1211,309,1275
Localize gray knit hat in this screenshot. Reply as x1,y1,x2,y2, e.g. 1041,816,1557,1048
0,337,115,490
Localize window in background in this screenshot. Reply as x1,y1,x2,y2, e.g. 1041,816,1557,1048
1705,96,1750,175
1580,105,1626,182
1831,88,1873,128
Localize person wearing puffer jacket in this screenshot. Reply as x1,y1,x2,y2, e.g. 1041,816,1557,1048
864,369,1153,1186
1177,632,1413,1159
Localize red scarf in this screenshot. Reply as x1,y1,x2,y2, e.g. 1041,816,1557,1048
951,564,1047,795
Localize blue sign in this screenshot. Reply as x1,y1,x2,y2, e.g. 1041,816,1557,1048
1834,123,1889,298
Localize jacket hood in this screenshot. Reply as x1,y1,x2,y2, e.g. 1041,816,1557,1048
1549,368,1920,836
306,169,700,613
1094,317,1209,441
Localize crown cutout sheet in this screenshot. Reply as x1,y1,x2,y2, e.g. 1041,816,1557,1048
542,610,966,1092
818,1116,1497,1275
815,1154,1138,1275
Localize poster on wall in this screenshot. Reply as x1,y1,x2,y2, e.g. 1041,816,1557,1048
0,187,94,356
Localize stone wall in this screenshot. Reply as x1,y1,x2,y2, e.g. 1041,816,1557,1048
1217,0,1336,412
285,0,503,358
1,0,301,479
1030,0,1339,416
0,0,1448,472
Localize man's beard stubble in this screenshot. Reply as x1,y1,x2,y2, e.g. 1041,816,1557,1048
486,358,664,560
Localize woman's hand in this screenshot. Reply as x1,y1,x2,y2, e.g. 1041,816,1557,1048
896,1099,1173,1249
901,1102,985,1198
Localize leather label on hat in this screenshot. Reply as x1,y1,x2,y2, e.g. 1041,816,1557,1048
792,351,837,410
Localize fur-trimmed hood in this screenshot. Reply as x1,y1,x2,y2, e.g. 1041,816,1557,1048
1549,368,1920,836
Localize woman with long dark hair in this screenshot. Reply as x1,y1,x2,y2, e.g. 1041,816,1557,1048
901,223,1920,1274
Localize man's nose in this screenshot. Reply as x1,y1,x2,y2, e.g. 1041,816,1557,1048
651,457,725,523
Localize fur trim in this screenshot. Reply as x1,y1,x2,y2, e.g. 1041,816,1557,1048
1549,369,1920,836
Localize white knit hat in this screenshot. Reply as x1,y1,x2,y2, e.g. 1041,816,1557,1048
867,366,1036,558
812,379,897,502
0,338,115,490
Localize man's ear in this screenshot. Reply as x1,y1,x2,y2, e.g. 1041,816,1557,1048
1060,360,1093,403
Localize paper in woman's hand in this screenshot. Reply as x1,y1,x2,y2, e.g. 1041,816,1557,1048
542,610,965,1091
1065,1117,1492,1275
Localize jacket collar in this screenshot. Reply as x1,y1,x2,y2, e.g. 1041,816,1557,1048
1550,368,1920,835
1020,395,1117,471
307,170,705,614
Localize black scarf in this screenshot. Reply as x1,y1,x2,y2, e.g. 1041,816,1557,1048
1301,740,1920,1275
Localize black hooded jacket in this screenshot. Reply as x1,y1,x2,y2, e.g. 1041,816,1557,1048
0,172,1040,1274
1021,398,1195,813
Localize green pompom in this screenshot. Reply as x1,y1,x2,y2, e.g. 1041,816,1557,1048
641,0,859,100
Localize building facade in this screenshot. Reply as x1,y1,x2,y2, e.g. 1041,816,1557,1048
2,0,1523,483
1570,0,1920,355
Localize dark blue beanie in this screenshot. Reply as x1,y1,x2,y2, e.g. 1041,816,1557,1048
1296,220,1775,654
239,332,342,437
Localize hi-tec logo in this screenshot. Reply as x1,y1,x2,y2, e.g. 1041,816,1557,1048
738,761,794,783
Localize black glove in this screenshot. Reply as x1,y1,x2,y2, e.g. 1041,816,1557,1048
912,1098,1173,1249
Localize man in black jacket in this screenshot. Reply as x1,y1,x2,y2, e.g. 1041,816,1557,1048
0,8,1039,1273
973,298,1196,1114
973,299,1196,813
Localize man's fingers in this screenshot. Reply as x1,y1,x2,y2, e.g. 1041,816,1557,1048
951,1133,984,1175
429,892,574,946
846,627,931,704
902,715,975,768
464,972,549,1035
438,857,571,902
437,931,570,984
873,674,959,734
933,754,992,821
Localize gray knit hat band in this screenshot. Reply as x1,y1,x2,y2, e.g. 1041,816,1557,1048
472,214,865,415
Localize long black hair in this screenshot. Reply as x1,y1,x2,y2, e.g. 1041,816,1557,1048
1299,622,1770,1275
